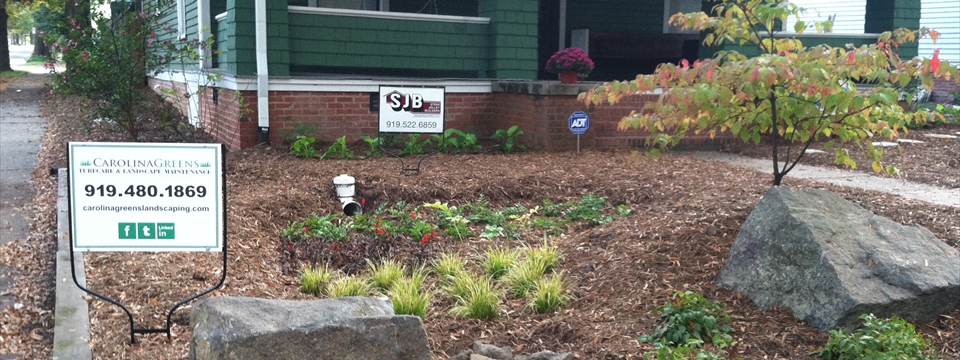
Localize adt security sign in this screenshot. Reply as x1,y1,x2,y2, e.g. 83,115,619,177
568,111,590,135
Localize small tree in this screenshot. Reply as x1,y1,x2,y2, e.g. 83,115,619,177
581,0,959,186
48,6,206,141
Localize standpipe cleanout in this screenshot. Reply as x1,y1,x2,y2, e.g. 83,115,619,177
333,174,362,216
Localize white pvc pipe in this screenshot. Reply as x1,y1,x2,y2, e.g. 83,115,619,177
255,0,269,129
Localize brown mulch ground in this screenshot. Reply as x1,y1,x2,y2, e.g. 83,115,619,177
725,124,960,189
3,84,959,359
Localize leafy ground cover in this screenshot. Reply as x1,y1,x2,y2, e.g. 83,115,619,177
3,81,959,359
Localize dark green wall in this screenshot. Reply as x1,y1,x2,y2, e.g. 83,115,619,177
566,0,663,34
287,13,489,75
390,0,479,17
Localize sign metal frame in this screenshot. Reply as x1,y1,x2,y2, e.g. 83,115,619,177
66,142,228,344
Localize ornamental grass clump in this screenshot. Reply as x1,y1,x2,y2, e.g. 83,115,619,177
545,47,594,75
482,247,520,279
299,263,333,296
326,274,371,298
389,277,433,318
368,258,405,292
528,272,570,313
448,273,500,320
525,240,563,273
432,252,468,283
503,258,548,297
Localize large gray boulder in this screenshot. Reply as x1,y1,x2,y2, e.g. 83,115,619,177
190,296,430,360
717,186,960,330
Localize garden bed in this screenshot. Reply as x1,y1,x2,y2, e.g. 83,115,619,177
4,90,959,359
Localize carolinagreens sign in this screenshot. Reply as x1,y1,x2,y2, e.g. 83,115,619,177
68,142,225,252
568,111,590,135
378,86,445,134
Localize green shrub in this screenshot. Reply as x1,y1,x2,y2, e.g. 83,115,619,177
433,128,481,154
400,134,430,155
299,263,333,296
813,314,937,360
491,125,526,153
282,213,351,242
326,274,371,298
638,291,734,349
528,272,569,313
360,135,381,157
642,339,732,360
564,194,616,225
290,135,320,158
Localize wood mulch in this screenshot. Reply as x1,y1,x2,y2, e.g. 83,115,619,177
2,88,958,359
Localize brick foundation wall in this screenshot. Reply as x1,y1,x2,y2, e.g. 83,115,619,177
932,80,960,105
149,77,738,152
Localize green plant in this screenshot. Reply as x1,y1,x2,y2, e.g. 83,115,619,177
368,258,405,292
282,122,318,143
491,125,526,153
283,213,351,242
47,4,211,141
643,339,732,360
388,276,433,318
299,263,333,296
616,204,633,217
528,272,569,313
432,252,467,282
448,273,500,320
444,271,483,300
408,265,430,292
581,0,958,185
290,135,320,158
433,128,481,154
546,47,595,75
530,217,568,236
400,134,431,155
321,136,355,159
326,274,371,298
525,240,563,273
638,291,734,349
482,247,520,279
503,259,547,297
813,314,937,360
480,225,505,239
564,194,616,225
360,135,381,157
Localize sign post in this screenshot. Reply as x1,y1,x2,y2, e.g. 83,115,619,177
377,86,445,174
568,111,590,152
67,142,227,343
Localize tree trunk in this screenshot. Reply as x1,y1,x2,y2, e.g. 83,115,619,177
64,0,92,71
0,4,12,72
31,28,51,58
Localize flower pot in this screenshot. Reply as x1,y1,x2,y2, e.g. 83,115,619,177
560,71,578,84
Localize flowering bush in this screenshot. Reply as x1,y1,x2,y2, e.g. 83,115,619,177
545,47,594,75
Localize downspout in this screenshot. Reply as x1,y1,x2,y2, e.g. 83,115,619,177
255,0,270,144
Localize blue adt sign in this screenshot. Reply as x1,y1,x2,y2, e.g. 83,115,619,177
568,111,590,135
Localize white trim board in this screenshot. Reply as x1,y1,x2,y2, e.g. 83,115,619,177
288,6,491,24
151,71,494,93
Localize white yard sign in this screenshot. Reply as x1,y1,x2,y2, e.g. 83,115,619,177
68,142,224,252
379,86,445,134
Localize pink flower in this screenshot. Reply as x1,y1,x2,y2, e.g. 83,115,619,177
151,31,157,37
81,53,89,60
140,11,147,19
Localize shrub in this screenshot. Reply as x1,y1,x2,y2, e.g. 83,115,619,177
360,135,381,157
282,213,350,242
482,247,520,279
321,136,354,159
367,258,405,292
643,339,731,360
299,263,333,296
326,274,370,298
564,194,616,225
813,314,937,360
638,291,734,349
528,272,569,313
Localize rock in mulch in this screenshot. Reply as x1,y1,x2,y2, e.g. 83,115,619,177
718,186,960,330
450,342,570,360
189,296,430,360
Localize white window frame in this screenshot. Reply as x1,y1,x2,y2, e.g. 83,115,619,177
177,0,187,39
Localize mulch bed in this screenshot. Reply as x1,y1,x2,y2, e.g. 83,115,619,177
3,85,959,359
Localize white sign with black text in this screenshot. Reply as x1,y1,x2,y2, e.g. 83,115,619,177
378,86,445,134
68,142,225,252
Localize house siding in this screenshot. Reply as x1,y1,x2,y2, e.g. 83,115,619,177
566,0,664,34
286,13,489,75
785,0,867,33
919,0,960,63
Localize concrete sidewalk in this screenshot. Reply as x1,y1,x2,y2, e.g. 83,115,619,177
687,151,960,208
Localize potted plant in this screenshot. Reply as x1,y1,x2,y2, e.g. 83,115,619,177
545,47,594,84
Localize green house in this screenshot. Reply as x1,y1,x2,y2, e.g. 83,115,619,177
146,0,924,151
